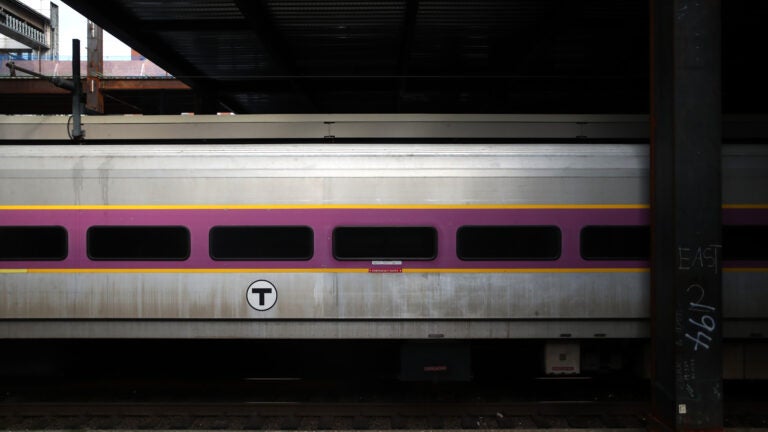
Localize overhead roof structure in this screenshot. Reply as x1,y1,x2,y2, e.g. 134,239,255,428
20,0,768,114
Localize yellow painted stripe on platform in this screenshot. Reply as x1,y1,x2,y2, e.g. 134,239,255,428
0,269,28,273
0,204,651,210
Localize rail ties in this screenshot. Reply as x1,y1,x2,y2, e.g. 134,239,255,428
0,401,649,430
1,400,767,429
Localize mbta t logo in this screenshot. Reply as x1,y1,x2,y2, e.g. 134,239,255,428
246,280,278,311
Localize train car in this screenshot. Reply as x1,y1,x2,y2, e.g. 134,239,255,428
0,116,766,378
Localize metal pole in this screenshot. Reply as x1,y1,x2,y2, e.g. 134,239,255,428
71,38,84,140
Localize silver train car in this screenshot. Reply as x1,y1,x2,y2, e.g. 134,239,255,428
1,140,766,344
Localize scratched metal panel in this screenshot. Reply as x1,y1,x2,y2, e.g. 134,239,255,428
0,177,648,206
0,270,762,339
0,143,649,173
0,320,650,339
0,318,759,340
0,144,649,205
1,143,762,206
0,272,647,320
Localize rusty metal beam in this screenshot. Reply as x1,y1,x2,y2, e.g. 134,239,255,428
101,79,190,91
86,21,104,114
0,78,189,93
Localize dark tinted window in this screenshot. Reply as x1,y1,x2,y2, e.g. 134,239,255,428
333,227,437,260
581,225,650,260
723,225,768,260
0,226,67,260
88,226,190,260
457,226,561,260
210,226,313,260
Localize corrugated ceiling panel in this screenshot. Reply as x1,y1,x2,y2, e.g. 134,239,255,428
125,0,243,20
268,0,405,74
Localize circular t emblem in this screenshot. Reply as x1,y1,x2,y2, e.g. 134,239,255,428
246,280,278,311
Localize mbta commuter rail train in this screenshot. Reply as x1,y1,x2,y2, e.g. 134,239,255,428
0,118,766,376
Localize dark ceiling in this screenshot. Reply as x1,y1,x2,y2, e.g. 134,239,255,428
32,0,768,114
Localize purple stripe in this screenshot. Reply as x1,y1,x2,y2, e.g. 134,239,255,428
722,209,768,225
1,208,765,269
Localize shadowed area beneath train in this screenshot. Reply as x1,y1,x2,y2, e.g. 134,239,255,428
3,340,768,430
0,339,653,403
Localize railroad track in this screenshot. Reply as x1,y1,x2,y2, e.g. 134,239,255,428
3,401,768,429
0,401,649,430
2,377,766,430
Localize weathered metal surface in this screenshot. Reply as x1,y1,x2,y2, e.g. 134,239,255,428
0,320,651,339
0,78,189,93
0,137,764,341
0,272,649,320
0,114,649,141
1,113,766,142
650,0,723,429
0,143,649,205
86,21,104,114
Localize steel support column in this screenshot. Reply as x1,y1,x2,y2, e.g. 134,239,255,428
86,21,104,114
650,1,722,431
70,39,84,141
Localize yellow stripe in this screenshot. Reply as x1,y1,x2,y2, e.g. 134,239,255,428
402,268,650,273
722,204,768,209
0,204,650,210
24,268,367,274
0,269,28,273
723,267,768,273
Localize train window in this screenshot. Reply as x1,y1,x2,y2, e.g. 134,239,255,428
87,226,190,260
457,226,561,260
723,225,768,260
581,225,650,260
209,226,313,260
333,227,437,260
0,226,67,260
